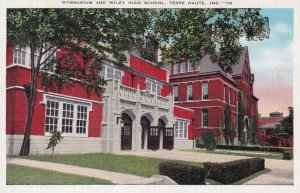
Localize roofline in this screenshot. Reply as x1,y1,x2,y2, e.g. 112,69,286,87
170,71,237,85
251,95,259,101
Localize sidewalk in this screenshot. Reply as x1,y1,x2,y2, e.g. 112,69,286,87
7,158,164,185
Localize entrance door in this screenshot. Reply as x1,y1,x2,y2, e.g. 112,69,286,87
141,117,150,149
121,114,132,150
148,126,160,150
163,127,174,149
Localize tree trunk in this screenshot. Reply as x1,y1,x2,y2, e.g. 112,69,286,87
19,86,37,156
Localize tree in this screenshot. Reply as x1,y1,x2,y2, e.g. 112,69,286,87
202,131,217,151
274,107,293,145
46,128,63,158
8,9,150,156
224,104,231,145
150,9,270,72
237,92,245,143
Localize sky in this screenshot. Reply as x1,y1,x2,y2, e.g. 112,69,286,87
240,9,293,117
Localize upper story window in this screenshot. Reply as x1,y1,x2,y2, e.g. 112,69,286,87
180,62,186,73
175,119,188,139
146,79,162,95
202,82,208,100
187,84,193,100
187,60,193,72
174,63,179,74
30,47,40,67
100,64,122,81
13,47,26,65
173,86,178,101
202,109,208,127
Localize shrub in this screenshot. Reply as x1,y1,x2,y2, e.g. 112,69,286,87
283,150,293,160
195,137,205,149
204,158,265,184
216,144,292,153
159,161,206,184
202,131,217,151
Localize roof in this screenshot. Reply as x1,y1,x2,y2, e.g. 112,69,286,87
194,47,249,82
259,123,280,129
231,47,248,76
196,55,236,82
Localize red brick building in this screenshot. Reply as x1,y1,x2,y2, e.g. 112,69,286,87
167,47,259,144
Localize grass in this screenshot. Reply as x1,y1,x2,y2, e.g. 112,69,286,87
7,164,113,185
23,153,203,177
183,149,283,160
206,169,271,185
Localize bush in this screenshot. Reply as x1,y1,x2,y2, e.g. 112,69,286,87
216,144,292,153
195,137,205,149
204,158,265,184
283,150,293,160
202,131,217,151
159,161,206,184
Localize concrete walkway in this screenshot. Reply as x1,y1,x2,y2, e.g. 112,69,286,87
7,158,163,185
118,149,294,185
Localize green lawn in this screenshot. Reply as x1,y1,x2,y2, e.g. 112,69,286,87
183,149,283,160
24,153,203,177
7,164,113,185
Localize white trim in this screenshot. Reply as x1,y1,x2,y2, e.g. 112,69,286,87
6,86,25,91
175,99,237,108
174,117,191,121
174,105,194,112
6,63,31,70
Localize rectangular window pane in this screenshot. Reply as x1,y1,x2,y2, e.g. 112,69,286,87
173,86,178,101
180,62,186,73
202,109,208,127
174,63,179,74
13,47,26,65
45,100,59,133
76,105,88,134
202,83,208,100
187,84,193,100
62,103,74,133
187,60,193,72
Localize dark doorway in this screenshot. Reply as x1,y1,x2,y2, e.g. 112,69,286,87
121,113,132,150
148,126,160,150
141,116,150,149
159,119,174,149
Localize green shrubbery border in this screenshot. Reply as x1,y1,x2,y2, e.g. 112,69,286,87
159,161,206,184
204,158,265,184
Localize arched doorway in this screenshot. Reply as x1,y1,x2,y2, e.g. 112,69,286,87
244,117,249,143
159,119,174,150
121,113,132,150
141,116,151,149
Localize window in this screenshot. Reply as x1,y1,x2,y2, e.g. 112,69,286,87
187,84,193,100
173,86,178,101
202,109,208,127
261,130,265,136
202,82,208,100
62,103,74,133
45,100,59,133
76,105,87,134
107,67,114,79
175,119,189,139
229,88,231,104
174,63,179,74
180,62,186,73
224,85,226,101
13,47,26,65
45,98,89,136
100,65,106,78
187,60,193,72
146,79,162,95
114,70,122,79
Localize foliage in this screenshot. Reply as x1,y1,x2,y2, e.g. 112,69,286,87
274,107,294,141
204,158,265,184
195,137,205,148
237,92,245,143
202,131,217,151
282,150,293,160
223,104,231,145
46,128,63,158
216,144,292,153
7,9,150,155
159,161,206,184
151,9,270,72
7,164,113,185
229,123,237,145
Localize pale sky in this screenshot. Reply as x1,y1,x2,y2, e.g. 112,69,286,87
240,9,293,117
